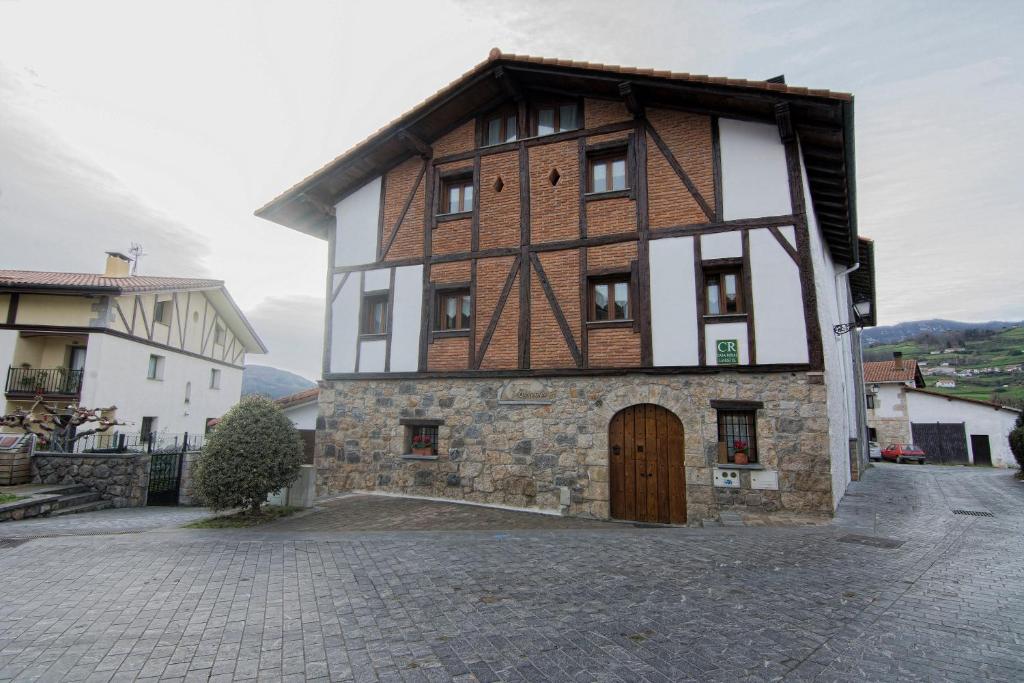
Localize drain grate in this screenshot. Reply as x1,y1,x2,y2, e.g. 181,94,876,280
953,509,994,517
0,538,31,549
838,534,904,549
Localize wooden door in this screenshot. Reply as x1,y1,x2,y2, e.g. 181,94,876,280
609,404,685,524
970,434,992,466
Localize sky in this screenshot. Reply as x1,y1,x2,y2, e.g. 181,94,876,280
0,0,1021,380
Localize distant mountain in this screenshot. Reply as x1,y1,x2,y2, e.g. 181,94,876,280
242,365,316,400
862,319,1023,346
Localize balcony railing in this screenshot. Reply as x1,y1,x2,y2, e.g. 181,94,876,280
5,367,84,397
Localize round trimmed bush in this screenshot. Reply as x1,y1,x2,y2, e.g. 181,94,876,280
194,395,304,512
1010,412,1024,471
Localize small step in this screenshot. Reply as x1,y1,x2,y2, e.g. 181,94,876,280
49,500,114,517
36,484,91,497
52,492,103,510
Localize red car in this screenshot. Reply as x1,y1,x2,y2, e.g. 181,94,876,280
881,443,926,464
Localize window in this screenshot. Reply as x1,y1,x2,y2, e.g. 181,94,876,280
147,354,164,380
205,418,217,435
140,416,157,443
705,268,744,315
866,394,875,410
717,410,757,464
588,275,631,322
587,150,628,193
209,368,221,390
440,175,473,214
184,381,192,404
482,109,517,146
214,324,226,345
867,427,878,442
154,299,172,326
436,289,471,332
533,102,579,136
407,424,439,455
361,292,389,336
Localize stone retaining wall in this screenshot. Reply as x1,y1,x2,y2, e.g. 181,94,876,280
32,453,151,507
318,372,834,522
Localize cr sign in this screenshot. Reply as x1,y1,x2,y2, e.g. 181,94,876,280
716,339,739,365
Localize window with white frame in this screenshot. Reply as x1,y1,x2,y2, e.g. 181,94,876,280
147,354,165,380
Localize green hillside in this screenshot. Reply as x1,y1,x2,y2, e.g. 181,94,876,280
863,325,1024,405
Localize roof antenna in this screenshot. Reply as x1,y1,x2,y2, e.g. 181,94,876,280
128,243,147,275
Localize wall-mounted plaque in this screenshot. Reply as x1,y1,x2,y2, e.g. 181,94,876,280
498,379,556,405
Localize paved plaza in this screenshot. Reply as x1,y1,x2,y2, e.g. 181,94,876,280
0,463,1022,681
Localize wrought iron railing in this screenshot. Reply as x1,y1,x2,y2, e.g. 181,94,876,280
47,431,204,454
5,367,84,396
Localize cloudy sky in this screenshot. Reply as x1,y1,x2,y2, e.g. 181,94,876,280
1,0,1021,379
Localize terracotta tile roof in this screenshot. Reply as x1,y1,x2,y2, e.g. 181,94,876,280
0,270,223,293
275,387,319,409
904,388,1023,413
256,48,851,216
863,359,921,384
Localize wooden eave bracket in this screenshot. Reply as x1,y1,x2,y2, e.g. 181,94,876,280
397,129,433,158
298,192,336,218
775,103,795,144
494,66,524,101
618,82,645,118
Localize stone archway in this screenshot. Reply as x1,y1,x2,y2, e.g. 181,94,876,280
608,404,686,524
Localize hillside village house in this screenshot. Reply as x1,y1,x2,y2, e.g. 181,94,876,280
866,354,1020,467
0,253,266,445
257,50,875,522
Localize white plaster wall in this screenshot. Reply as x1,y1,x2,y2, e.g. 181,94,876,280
282,401,318,431
359,339,386,372
363,268,390,291
0,329,17,374
390,265,423,372
719,119,792,220
802,150,853,508
699,231,742,260
872,384,907,420
334,176,382,267
649,237,699,366
79,333,242,438
330,273,360,373
704,322,749,366
748,227,808,364
905,391,1020,468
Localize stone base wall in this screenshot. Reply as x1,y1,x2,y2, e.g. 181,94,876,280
32,453,151,507
867,417,911,447
317,372,835,521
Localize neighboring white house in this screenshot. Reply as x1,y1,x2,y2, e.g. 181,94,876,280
935,380,956,389
0,253,266,447
903,389,1019,468
864,353,925,446
865,352,1019,468
275,387,318,463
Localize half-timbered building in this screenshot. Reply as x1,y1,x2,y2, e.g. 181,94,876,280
257,50,876,522
0,252,266,441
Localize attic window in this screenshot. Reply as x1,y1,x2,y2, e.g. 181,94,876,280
549,168,561,186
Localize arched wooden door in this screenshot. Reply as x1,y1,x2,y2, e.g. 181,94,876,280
609,404,686,524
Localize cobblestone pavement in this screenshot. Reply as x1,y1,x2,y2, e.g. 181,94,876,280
0,506,212,538
0,463,1021,681
267,495,614,532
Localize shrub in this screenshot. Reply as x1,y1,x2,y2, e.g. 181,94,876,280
1010,412,1024,472
193,395,303,513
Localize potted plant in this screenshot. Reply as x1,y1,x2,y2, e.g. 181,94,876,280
733,440,749,465
411,434,434,456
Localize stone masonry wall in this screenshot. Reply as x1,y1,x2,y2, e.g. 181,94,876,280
317,372,834,522
32,453,151,507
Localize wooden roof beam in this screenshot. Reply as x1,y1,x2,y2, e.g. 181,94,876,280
618,82,645,118
494,66,524,101
397,129,432,158
297,192,335,218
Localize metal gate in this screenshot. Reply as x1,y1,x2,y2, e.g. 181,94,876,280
911,422,969,464
147,451,183,505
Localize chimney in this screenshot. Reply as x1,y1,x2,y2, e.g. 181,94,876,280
103,251,131,278
893,351,904,370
